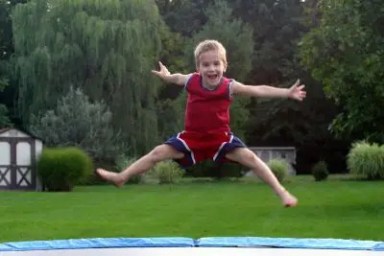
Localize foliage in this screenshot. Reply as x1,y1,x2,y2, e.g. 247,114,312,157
37,147,93,191
236,0,320,151
300,0,384,143
156,97,185,140
267,158,289,182
29,87,120,161
115,155,142,184
230,0,307,83
0,0,25,90
155,0,215,37
154,24,187,139
347,141,384,180
0,104,11,127
185,160,215,178
312,160,329,181
0,0,26,126
151,160,183,184
12,0,164,155
213,162,243,179
185,160,243,179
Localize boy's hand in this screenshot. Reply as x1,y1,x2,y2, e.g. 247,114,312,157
288,79,306,101
151,61,170,80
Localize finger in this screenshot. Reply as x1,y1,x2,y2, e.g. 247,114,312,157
297,84,305,90
290,80,300,89
159,61,167,70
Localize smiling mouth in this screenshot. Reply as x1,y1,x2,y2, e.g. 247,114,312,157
207,74,218,80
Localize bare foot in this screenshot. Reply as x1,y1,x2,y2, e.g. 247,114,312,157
95,168,125,187
280,190,298,207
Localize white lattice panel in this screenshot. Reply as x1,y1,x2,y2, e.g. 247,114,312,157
0,142,10,165
17,142,31,166
0,167,11,186
17,167,31,187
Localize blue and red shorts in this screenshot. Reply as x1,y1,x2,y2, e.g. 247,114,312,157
164,131,246,167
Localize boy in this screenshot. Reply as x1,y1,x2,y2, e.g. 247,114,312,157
97,40,306,207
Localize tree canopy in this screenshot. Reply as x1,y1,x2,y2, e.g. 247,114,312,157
12,0,165,154
300,0,384,143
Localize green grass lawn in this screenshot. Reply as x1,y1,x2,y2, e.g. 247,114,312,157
0,175,383,243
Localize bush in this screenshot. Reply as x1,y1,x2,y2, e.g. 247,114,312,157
267,158,289,182
115,155,142,184
185,160,243,179
312,161,329,181
151,161,184,184
29,87,122,161
347,141,384,180
185,160,215,177
37,147,93,191
214,162,243,179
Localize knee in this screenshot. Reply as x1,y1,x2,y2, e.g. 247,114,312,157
242,151,258,164
147,145,170,162
233,149,260,168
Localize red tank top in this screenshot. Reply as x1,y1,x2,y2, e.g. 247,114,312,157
184,73,232,133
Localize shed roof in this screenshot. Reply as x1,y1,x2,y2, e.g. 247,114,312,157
0,127,42,141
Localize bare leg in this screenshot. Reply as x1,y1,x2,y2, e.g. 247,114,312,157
225,147,298,207
96,144,184,187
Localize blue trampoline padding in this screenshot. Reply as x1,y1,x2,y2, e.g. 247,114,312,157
374,243,384,251
196,237,381,250
0,237,194,251
1,237,383,252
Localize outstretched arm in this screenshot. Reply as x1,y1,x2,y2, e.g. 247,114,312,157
151,61,190,86
231,79,306,101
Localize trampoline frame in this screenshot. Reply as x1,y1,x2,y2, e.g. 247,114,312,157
0,237,383,256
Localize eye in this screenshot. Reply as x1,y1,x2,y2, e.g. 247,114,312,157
214,61,220,66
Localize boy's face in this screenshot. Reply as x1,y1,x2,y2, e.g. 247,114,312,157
196,50,227,88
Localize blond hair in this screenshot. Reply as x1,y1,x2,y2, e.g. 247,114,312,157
194,40,227,67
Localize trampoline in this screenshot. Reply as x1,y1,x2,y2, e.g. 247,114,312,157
0,237,383,256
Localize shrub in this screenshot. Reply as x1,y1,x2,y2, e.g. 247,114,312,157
37,147,93,191
185,160,214,177
29,87,122,161
151,161,184,184
214,162,243,179
347,141,384,180
267,158,289,183
185,160,243,179
312,161,329,181
115,155,142,184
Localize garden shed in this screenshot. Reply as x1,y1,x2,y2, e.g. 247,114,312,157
249,146,297,175
0,128,43,190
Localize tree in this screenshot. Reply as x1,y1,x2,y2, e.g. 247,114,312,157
300,0,384,143
229,0,307,84
0,0,25,127
155,0,215,37
12,0,164,154
230,0,314,144
228,0,348,173
30,87,120,160
154,17,187,139
0,104,11,126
